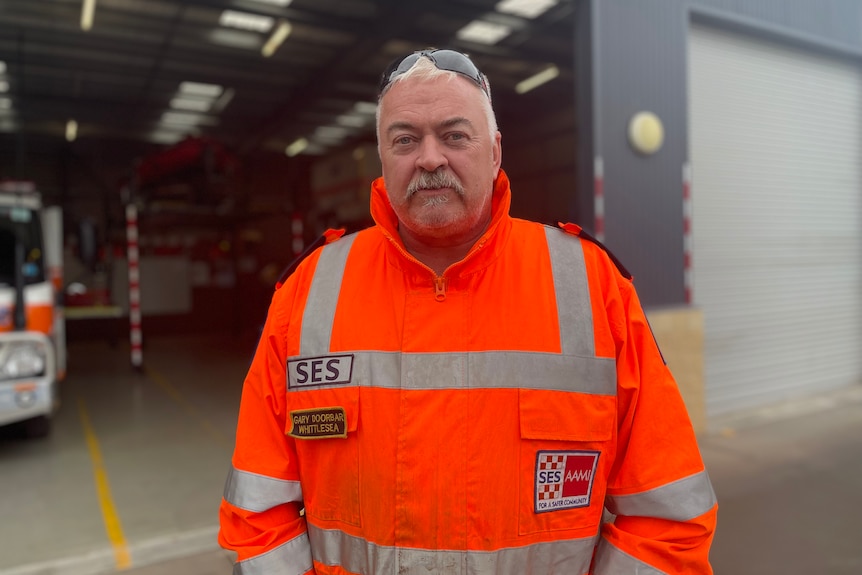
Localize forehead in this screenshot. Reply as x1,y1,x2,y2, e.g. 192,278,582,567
379,74,488,129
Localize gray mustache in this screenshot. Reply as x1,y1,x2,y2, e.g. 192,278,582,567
407,170,465,197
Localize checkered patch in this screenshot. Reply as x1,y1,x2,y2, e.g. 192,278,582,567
535,451,600,513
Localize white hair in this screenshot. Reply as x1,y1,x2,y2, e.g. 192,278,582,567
376,56,499,144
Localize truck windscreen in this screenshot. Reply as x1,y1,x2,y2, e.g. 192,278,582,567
0,206,45,287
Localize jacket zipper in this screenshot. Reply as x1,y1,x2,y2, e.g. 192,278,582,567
381,231,488,303
434,276,447,301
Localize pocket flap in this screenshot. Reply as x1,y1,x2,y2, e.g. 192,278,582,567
519,389,614,441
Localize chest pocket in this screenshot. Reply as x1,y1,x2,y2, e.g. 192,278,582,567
287,384,361,526
518,388,614,535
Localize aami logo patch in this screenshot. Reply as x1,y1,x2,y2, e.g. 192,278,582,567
287,354,353,388
535,450,600,513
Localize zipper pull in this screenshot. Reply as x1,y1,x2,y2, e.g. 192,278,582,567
434,277,447,302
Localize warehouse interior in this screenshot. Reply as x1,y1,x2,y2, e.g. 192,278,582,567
0,0,579,339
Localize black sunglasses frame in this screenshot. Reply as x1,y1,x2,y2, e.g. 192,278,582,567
379,49,491,100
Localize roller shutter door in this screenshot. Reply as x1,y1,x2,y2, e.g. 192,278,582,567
689,24,862,417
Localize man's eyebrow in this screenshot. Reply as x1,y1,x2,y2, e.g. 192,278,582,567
439,117,473,130
385,121,416,135
385,117,474,135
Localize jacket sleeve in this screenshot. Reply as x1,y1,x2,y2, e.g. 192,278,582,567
218,283,314,575
592,266,718,575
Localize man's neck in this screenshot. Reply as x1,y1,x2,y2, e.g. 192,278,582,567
402,243,472,276
398,226,486,276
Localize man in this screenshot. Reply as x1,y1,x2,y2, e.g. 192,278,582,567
219,49,717,574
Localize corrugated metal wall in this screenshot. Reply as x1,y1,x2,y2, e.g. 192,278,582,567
575,0,862,306
689,23,862,415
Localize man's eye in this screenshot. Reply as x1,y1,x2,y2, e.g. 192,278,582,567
395,136,413,145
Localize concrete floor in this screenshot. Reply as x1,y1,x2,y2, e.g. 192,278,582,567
1,334,860,575
0,334,250,575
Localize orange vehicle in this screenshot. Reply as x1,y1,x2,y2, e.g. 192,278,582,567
0,180,65,438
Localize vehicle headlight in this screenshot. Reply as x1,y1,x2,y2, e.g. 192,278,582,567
1,342,47,379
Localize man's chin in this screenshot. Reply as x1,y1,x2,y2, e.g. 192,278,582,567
411,209,459,231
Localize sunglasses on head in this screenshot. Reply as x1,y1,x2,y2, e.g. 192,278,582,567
379,49,491,100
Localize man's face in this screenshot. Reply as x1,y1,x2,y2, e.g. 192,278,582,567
377,74,502,246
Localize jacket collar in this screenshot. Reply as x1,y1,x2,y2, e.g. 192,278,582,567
369,169,513,275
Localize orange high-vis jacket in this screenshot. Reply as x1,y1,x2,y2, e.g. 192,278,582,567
219,170,717,575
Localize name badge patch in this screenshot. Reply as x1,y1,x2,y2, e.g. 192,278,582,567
288,407,347,439
535,450,600,513
287,354,353,388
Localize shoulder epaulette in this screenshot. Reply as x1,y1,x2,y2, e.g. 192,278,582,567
275,228,346,289
557,222,632,280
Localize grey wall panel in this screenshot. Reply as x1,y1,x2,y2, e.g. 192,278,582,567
592,0,688,306
573,0,595,228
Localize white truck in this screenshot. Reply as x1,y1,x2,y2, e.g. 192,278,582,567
0,180,65,438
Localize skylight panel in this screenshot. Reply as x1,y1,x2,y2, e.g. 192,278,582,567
219,10,274,33
495,0,558,19
456,21,512,45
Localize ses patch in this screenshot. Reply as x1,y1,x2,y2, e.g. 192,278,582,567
287,354,353,388
535,450,600,513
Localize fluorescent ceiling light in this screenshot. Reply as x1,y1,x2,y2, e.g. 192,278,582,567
81,0,96,31
335,113,368,128
261,20,291,57
160,111,217,127
253,0,293,6
147,130,185,145
66,119,78,142
209,28,262,50
495,0,558,19
353,101,377,115
0,61,6,74
456,21,511,45
515,64,560,94
0,81,8,93
285,137,308,157
0,97,11,110
314,125,351,139
161,112,200,126
179,81,223,98
170,97,211,112
219,10,274,33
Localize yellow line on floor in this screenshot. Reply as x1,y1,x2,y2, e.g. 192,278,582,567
144,366,232,451
78,399,132,570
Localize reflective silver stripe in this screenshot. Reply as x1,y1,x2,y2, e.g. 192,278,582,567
287,349,615,395
300,234,357,356
223,466,303,513
291,227,615,394
299,228,599,362
605,470,717,522
308,523,599,575
544,226,594,358
234,532,312,575
593,537,667,575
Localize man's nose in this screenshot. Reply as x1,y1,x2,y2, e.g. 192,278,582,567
415,137,448,172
